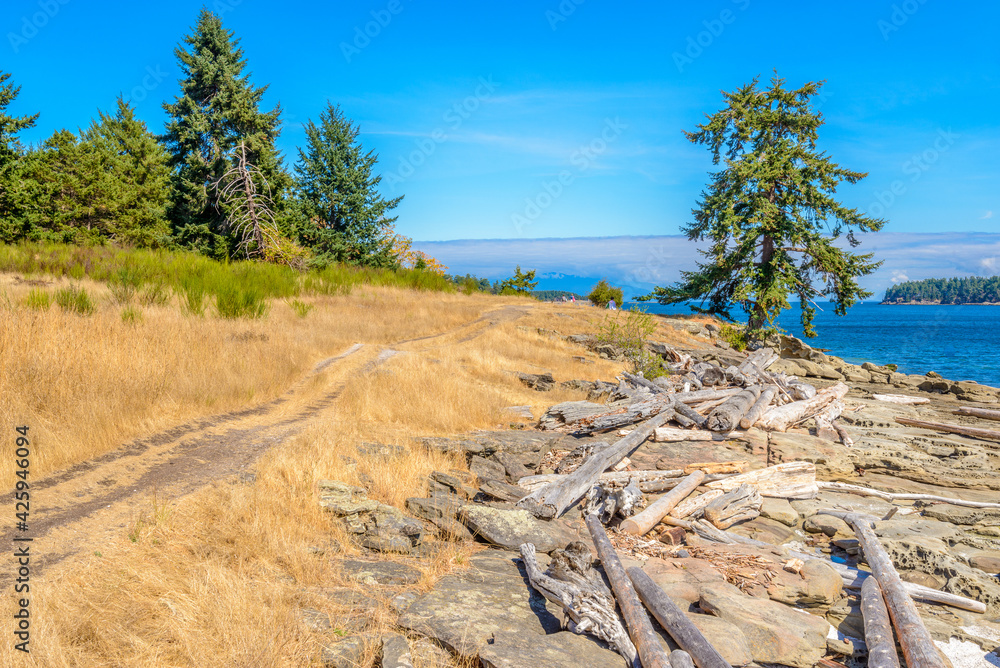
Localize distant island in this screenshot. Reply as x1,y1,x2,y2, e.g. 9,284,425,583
531,290,587,301
882,275,1000,304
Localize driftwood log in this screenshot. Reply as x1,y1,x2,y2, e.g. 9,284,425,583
873,393,930,405
628,567,732,668
653,427,739,442
703,484,762,529
519,542,638,666
585,514,671,668
683,461,747,475
839,512,945,668
674,401,708,428
705,461,818,499
620,471,705,535
896,417,1000,444
757,382,849,431
707,386,762,432
669,489,724,520
812,399,844,441
518,470,733,494
832,419,854,447
817,481,1000,509
517,412,672,518
861,576,901,668
670,650,697,668
740,385,777,429
954,406,1000,421
586,478,644,524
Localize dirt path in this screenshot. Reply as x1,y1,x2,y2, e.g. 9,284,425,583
2,304,530,579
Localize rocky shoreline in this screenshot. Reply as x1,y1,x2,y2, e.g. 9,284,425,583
311,319,1000,668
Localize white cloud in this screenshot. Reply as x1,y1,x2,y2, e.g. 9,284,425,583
890,270,909,283
980,210,994,219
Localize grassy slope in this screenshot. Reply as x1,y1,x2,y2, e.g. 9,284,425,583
0,245,705,666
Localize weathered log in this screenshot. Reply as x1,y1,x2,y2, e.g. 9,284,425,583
653,427,740,442
832,419,854,447
519,542,638,666
585,514,671,668
861,576,901,668
669,489,724,520
842,513,945,668
640,473,729,493
672,410,697,428
757,382,850,432
706,386,762,432
582,398,674,433
660,515,694,530
873,393,930,405
620,471,706,535
739,346,779,374
896,416,1000,443
683,461,748,475
669,650,697,668
705,461,817,499
739,386,778,429
628,566,732,668
703,484,762,529
517,412,672,518
586,478,644,524
690,395,738,416
812,399,844,441
954,406,1000,422
674,387,743,404
517,469,730,493
674,401,709,428
693,518,987,614
623,372,666,394
817,481,1000,509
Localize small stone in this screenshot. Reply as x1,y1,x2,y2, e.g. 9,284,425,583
300,607,332,632
320,634,376,668
759,497,799,527
389,591,418,614
380,632,414,668
339,559,422,586
803,514,853,538
469,455,506,482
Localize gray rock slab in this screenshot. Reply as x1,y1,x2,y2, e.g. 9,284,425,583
380,632,414,668
480,630,628,668
339,559,422,586
458,505,577,552
398,550,563,657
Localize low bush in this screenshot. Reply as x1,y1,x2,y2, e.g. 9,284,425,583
597,308,666,378
588,279,624,308
55,284,96,316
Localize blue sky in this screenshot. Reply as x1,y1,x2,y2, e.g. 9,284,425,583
4,0,999,293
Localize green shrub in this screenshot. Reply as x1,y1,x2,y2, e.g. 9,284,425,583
216,283,269,319
288,299,313,318
597,308,666,378
121,306,143,324
55,284,96,315
140,281,170,307
588,279,624,308
719,324,748,351
24,289,51,310
108,265,144,305
177,276,207,316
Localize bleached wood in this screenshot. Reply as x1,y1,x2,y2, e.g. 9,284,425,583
954,406,1000,421
873,393,930,405
517,412,672,518
669,489,724,519
861,576,901,668
519,542,638,666
817,481,1000,509
707,386,761,432
757,382,849,432
896,417,1000,443
705,461,817,499
653,427,742,442
683,461,748,475
620,471,706,535
740,386,778,429
703,484,762,529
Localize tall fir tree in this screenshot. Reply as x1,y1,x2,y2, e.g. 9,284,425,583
646,74,884,339
293,102,402,267
162,9,289,259
84,98,171,247
0,71,40,242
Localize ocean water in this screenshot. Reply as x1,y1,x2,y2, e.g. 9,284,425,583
630,301,1000,388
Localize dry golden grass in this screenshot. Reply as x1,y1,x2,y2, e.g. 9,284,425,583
0,278,665,666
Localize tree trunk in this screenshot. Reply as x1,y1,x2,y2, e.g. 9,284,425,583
585,514,671,668
895,417,1000,443
861,576,901,668
628,566,733,668
620,471,706,535
517,412,672,518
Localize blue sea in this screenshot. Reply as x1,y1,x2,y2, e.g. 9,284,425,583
629,301,1000,388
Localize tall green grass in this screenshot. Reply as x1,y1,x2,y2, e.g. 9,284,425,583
0,242,457,318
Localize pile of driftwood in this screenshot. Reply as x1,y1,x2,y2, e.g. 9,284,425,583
511,346,989,667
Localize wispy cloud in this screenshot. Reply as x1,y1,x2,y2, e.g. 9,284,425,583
415,233,1000,299
981,210,993,220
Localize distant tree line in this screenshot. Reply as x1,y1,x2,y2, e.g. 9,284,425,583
444,266,540,295
883,276,1000,304
0,10,438,272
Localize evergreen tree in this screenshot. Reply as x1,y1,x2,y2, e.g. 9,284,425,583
83,98,171,247
293,102,402,267
24,129,101,242
162,9,289,259
498,266,538,294
0,71,40,242
646,74,884,339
